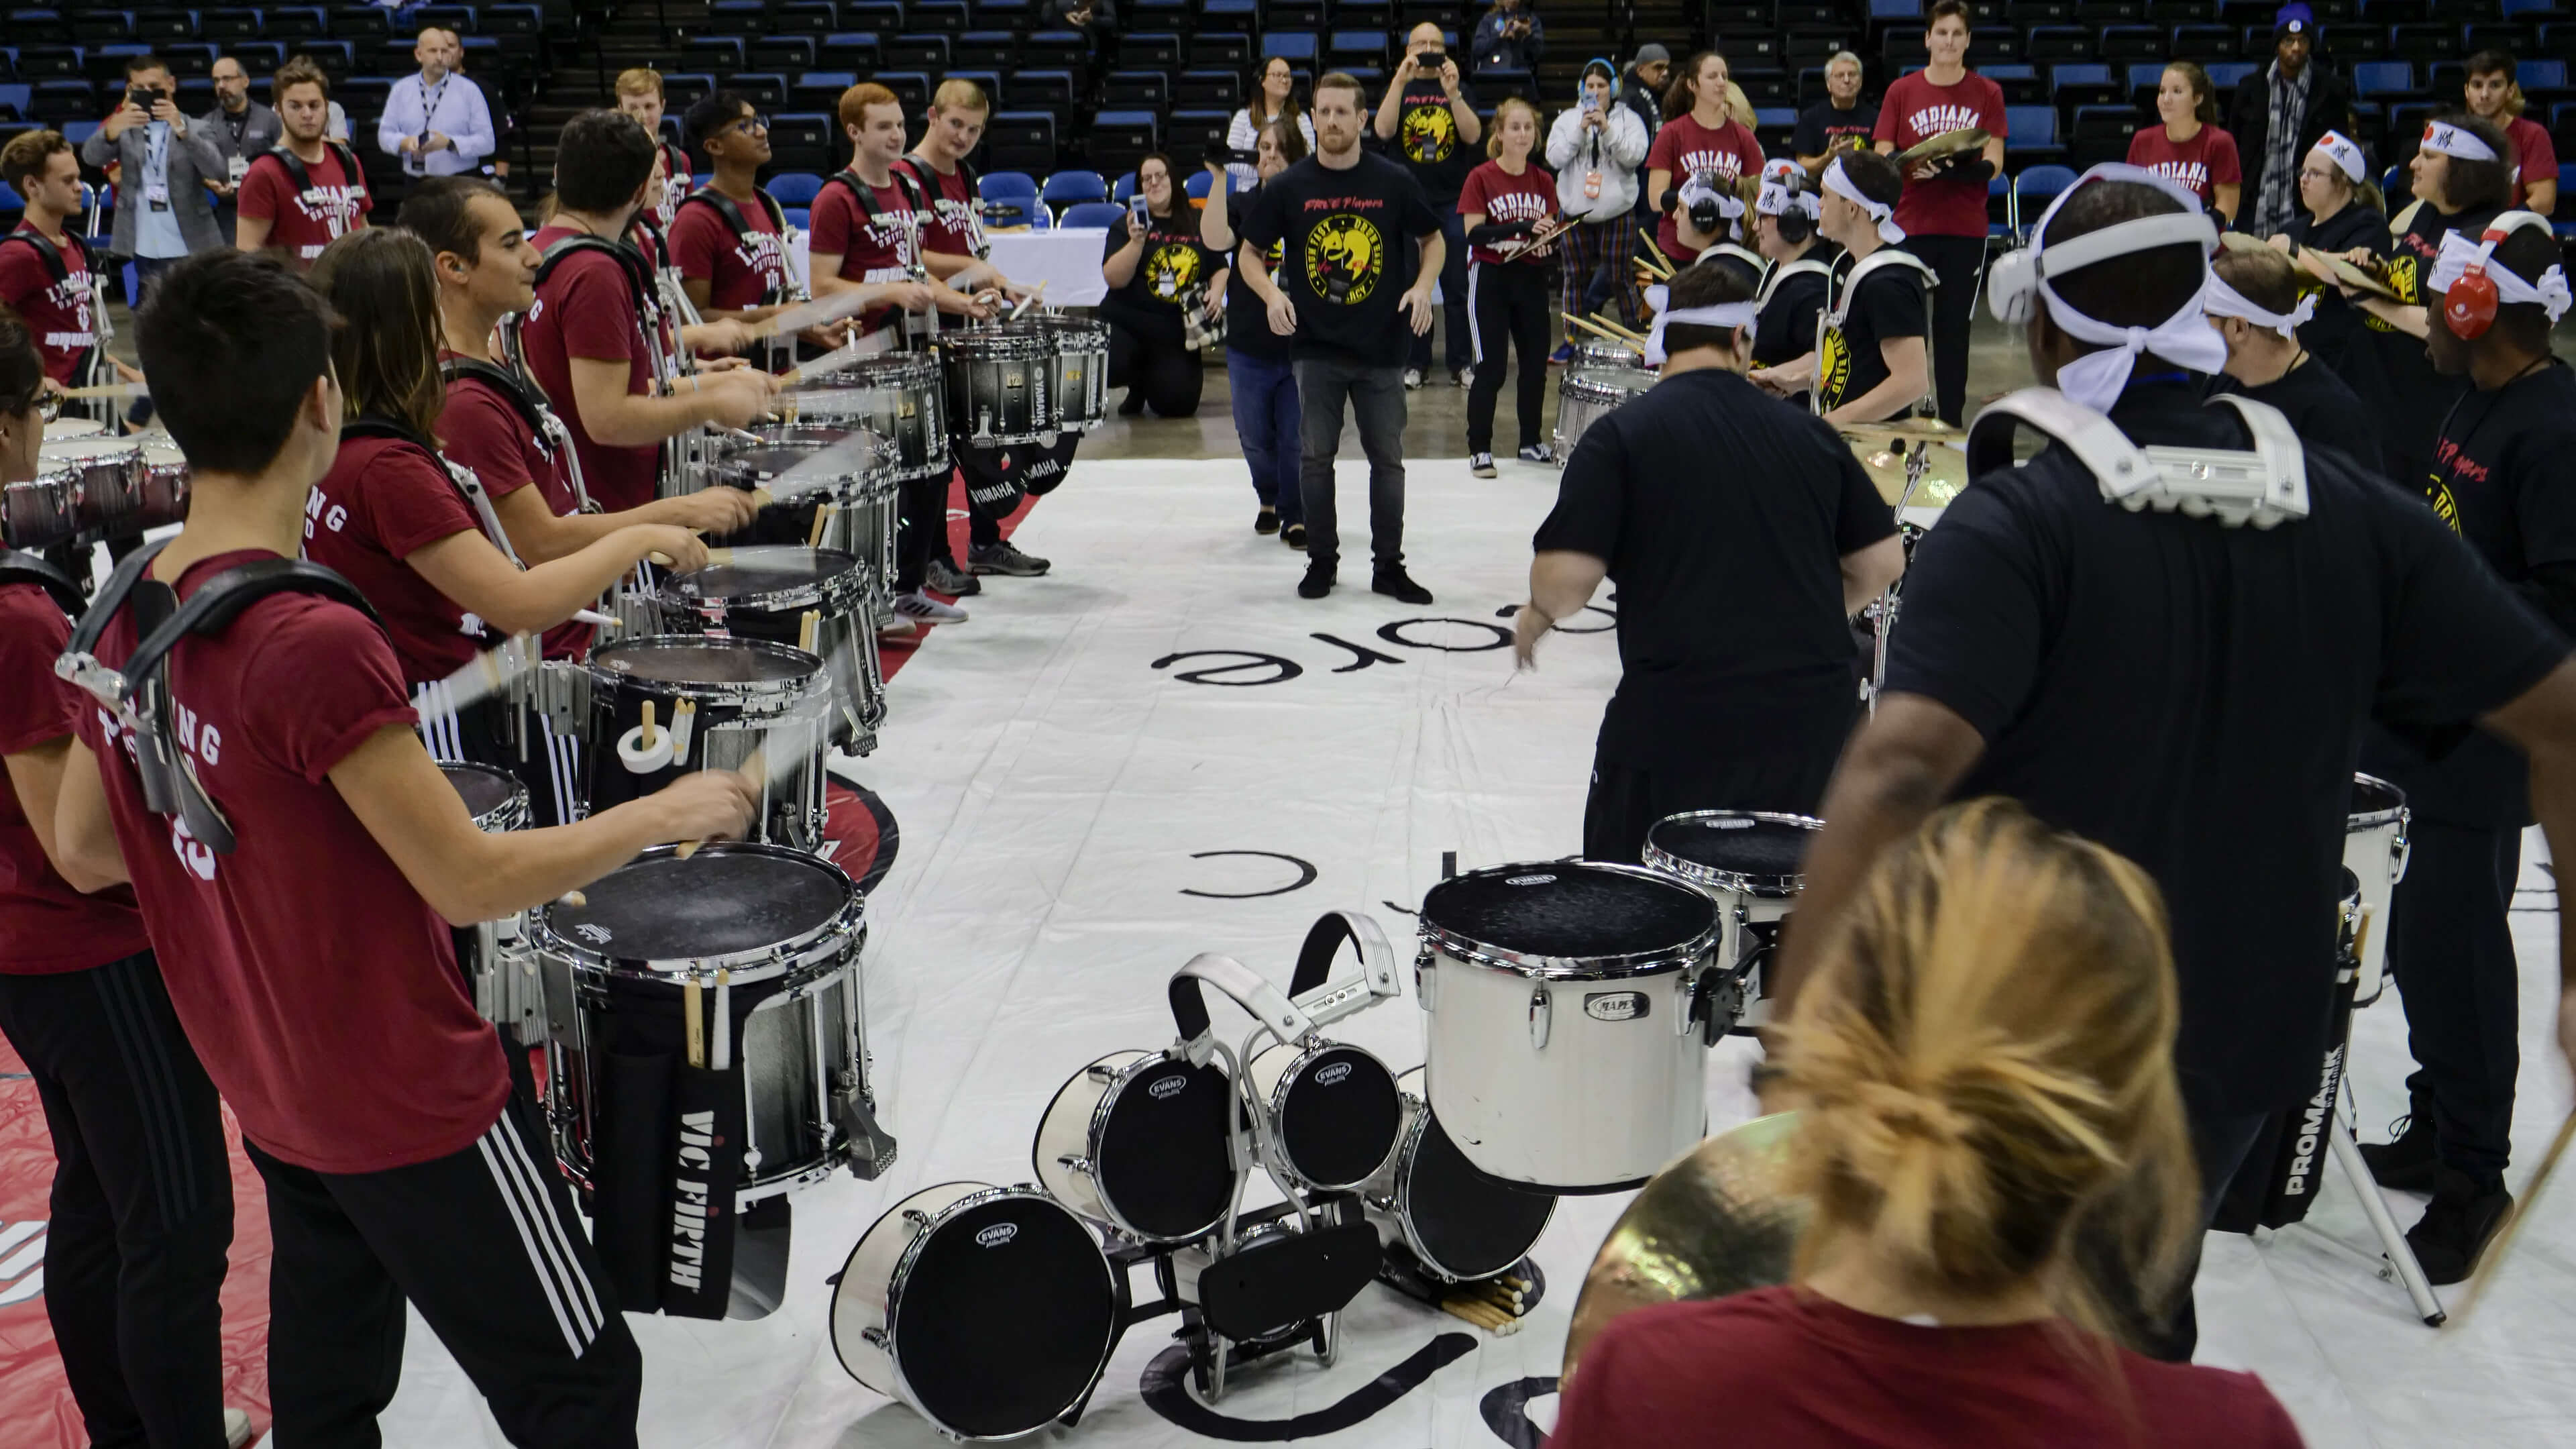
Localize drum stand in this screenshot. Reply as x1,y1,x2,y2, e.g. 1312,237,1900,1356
1864,443,1932,713
2317,1083,2448,1325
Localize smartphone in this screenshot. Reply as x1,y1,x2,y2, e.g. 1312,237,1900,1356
1581,95,1600,113
1129,193,1151,227
1415,49,1446,68
128,85,166,110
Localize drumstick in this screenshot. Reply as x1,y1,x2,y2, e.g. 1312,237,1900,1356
807,502,833,549
776,327,899,386
2449,1110,2576,1326
647,547,738,568
755,430,892,504
1564,314,1646,353
710,969,731,1071
412,633,540,718
799,608,820,654
1634,237,1674,278
1007,278,1050,321
747,288,875,340
676,743,771,861
639,701,657,751
57,381,150,400
684,975,705,1068
1589,314,1650,343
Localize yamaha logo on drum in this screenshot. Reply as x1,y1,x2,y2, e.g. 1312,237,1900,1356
975,1222,1020,1248
1147,1074,1190,1100
1504,873,1556,886
1313,1061,1354,1086
1584,991,1650,1022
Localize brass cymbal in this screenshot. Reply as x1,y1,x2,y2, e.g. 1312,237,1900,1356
1897,127,1990,165
1562,1112,1811,1386
2216,230,2269,255
1839,421,1968,508
2320,250,2400,300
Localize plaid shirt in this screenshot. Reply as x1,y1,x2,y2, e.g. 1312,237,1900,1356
2255,60,2315,235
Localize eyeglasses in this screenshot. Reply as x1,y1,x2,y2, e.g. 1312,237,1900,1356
727,114,771,136
2297,166,2340,182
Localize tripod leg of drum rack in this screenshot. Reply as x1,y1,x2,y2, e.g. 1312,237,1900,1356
2326,1111,2448,1325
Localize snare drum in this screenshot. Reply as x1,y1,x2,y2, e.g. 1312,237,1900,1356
1554,364,1655,464
134,441,190,529
3,470,76,549
44,436,144,536
534,841,883,1201
41,417,105,439
1032,1048,1236,1244
657,547,885,754
439,762,543,1037
1416,862,1722,1192
1642,810,1823,1034
785,352,951,481
2347,773,2410,1006
701,423,896,553
577,637,833,853
943,324,1056,445
830,1182,1118,1440
1360,1067,1556,1283
1039,316,1111,433
1244,1037,1403,1193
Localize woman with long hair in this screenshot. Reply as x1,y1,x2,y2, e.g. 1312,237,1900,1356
1224,57,1314,191
1204,121,1307,544
1546,58,1651,341
2127,61,2242,223
1459,97,1559,476
1646,50,1764,268
1555,800,2308,1448
1100,152,1219,418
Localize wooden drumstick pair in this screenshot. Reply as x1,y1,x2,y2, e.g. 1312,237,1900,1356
1566,315,1646,356
675,741,769,861
1440,1271,1534,1334
682,968,735,1070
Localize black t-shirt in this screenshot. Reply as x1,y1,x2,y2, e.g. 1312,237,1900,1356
1884,380,2568,1112
1754,257,1831,371
2211,356,2382,477
2283,203,2394,472
2372,199,2501,477
1792,99,1880,160
1238,153,1444,363
1389,74,1477,204
1100,208,1217,345
1224,182,1293,363
1535,367,1896,769
1820,250,1928,417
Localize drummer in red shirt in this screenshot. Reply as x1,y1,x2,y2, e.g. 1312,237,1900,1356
2128,62,2243,224
0,131,103,400
1645,50,1764,268
672,91,851,374
233,57,369,270
50,249,757,1444
2465,49,2559,215
614,66,693,230
1871,0,2005,425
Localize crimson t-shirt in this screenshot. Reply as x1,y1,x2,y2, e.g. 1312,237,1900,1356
655,138,693,230
438,357,597,661
1873,70,2009,238
69,550,509,1173
302,433,514,687
1648,113,1764,261
523,223,662,513
810,173,922,335
669,188,788,312
896,155,985,258
2127,123,2243,210
0,584,151,975
2508,115,2559,211
236,146,372,268
0,225,95,385
1554,1288,2308,1449
1458,158,1559,264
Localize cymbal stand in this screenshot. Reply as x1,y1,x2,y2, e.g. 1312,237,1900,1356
1866,441,1930,713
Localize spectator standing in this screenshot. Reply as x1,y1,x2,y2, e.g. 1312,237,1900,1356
614,68,694,229
1870,0,2004,425
80,54,227,301
1547,60,1650,350
1621,43,1670,225
2465,50,2558,213
1376,24,1481,388
1793,51,1877,177
1204,121,1309,545
1459,97,1560,474
236,58,371,270
1100,153,1220,419
200,55,282,244
378,27,494,180
2229,3,2354,237
1646,51,1766,269
1226,58,1316,191
1470,0,1545,76
2129,62,2243,223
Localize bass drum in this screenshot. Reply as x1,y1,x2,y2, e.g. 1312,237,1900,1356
1032,1048,1235,1244
1244,1038,1403,1193
1361,1068,1554,1283
831,1181,1120,1441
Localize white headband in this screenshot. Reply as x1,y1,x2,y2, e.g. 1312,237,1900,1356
2204,274,2316,338
2427,213,2574,322
1756,166,1820,221
1678,172,1746,221
1822,156,1902,244
1642,289,1758,365
2312,129,2367,184
2420,121,2498,162
2005,163,2226,411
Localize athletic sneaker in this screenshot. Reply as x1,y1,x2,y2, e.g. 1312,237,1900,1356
1402,368,1425,389
1548,342,1574,366
1255,506,1280,535
2408,1165,2514,1285
876,612,918,641
1519,443,1554,465
227,1408,253,1448
1470,452,1497,478
896,590,968,623
1373,568,1434,605
1453,368,1472,388
1282,522,1308,550
926,557,981,596
1297,561,1335,598
2362,1112,2442,1193
969,539,1051,576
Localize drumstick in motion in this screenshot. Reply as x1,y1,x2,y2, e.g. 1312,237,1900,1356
2449,1109,2576,1328
675,743,773,861
1565,315,1646,354
1634,239,1674,279
57,381,152,401
747,429,894,505
411,633,539,722
1587,315,1650,343
747,288,877,341
647,547,738,568
1007,278,1051,321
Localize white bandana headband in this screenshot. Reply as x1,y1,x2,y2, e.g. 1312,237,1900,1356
2312,129,2367,184
2204,274,2316,337
1641,287,1759,365
2015,163,2228,411
2420,120,2499,163
1756,159,1820,221
2427,214,2575,322
1823,156,1902,244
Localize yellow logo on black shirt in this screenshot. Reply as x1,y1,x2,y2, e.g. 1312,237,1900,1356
1144,241,1203,301
1401,103,1457,164
1306,213,1385,305
1818,324,1851,410
2367,254,2421,334
2427,474,2462,533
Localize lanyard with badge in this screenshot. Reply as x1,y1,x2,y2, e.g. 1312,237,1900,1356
410,76,449,175
143,121,172,211
224,109,254,185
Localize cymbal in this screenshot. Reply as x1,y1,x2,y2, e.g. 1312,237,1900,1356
2320,250,2400,300
1839,421,1968,508
1897,127,1989,165
2216,230,2269,255
1562,1112,1810,1386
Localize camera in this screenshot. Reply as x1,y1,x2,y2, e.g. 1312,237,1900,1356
127,85,167,111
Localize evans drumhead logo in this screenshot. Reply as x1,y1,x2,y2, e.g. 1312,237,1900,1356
1313,1061,1354,1086
1505,873,1556,886
975,1222,1019,1248
1148,1074,1190,1100
1585,991,1650,1022
1703,818,1754,830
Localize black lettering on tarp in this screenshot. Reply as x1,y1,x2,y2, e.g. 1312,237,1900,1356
1490,603,1616,635
1140,1332,1481,1441
1479,1375,1560,1448
1152,650,1306,686
1181,850,1320,900
1378,618,1513,653
1312,632,1405,672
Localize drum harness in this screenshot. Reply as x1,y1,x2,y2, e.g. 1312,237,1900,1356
1755,253,1832,312
825,166,941,349
506,230,691,504
1813,246,1939,419
438,356,597,515
675,182,804,374
2,225,118,412
0,546,91,619
57,538,384,857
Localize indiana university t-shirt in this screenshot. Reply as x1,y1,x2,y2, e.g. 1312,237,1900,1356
1238,152,1443,363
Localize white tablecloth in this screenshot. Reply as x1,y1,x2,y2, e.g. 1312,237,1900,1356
781,228,1108,307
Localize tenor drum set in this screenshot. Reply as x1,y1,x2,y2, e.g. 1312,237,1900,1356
5,428,191,553
1553,339,1656,464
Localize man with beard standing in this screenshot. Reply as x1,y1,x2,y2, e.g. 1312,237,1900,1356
1375,23,1480,388
200,55,281,244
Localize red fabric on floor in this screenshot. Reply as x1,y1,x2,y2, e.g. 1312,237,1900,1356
874,471,1036,679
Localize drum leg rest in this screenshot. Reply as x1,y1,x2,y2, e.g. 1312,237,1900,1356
833,1081,899,1181
2324,1099,2448,1326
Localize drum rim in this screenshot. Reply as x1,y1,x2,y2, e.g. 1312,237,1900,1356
437,759,531,835
35,437,143,457
1056,1049,1235,1245
1641,810,1825,897
588,633,826,697
530,839,864,981
656,546,874,614
941,329,1055,357
1419,859,1721,981
2349,771,2409,832
1261,1038,1401,1191
1379,1075,1555,1281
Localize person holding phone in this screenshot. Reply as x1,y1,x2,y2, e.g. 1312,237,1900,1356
1547,60,1651,349
1100,153,1221,419
1377,24,1482,388
80,53,227,300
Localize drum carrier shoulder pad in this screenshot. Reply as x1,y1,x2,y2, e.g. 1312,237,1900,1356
1756,255,1831,308
1289,910,1405,1025
1964,386,2310,529
339,414,527,565
0,547,91,618
1167,952,1313,1066
2,225,94,284
265,140,367,199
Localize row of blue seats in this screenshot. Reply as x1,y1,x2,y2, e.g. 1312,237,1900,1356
2,5,543,41
1867,0,2559,17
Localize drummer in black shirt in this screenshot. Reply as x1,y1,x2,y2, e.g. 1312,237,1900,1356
2359,215,2576,1283
2347,115,2512,482
1751,152,1931,424
2267,130,2396,474
1750,160,1835,413
1516,260,1904,863
1770,168,2576,1362
2205,246,2381,466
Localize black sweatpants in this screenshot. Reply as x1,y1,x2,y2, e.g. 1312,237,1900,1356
2387,819,2525,1185
896,467,947,594
249,1063,641,1448
1906,231,1985,427
1108,323,1205,418
1466,261,1552,455
0,950,233,1449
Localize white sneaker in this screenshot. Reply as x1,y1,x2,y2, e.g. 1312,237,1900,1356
896,590,968,623
875,612,918,641
1517,443,1554,464
226,1407,254,1448
1402,368,1425,389
1469,452,1497,478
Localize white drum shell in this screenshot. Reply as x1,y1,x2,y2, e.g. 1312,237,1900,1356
2346,780,2410,1005
1247,1038,1399,1191
832,1181,989,1405
1032,1049,1137,1236
1715,892,1796,1030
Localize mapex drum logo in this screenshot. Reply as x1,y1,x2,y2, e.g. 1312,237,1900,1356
975,1223,1020,1248
1313,1061,1354,1086
1148,1074,1190,1100
1585,991,1650,1022
1505,873,1556,887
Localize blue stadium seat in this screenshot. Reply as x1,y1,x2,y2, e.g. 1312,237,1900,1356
1199,0,1259,33
682,37,747,71
819,35,883,70
1023,30,1088,70
2102,25,2163,62
0,84,28,121
2003,105,2063,153
1330,30,1389,66
782,1,846,30
1868,0,1921,19
2507,0,2559,15
2351,61,2418,99
794,72,859,111
875,71,931,112
2559,163,2576,235
912,1,969,33
954,30,1015,70
1042,168,1109,209
1060,201,1128,229
847,3,907,30
1175,68,1242,108
2026,25,2089,61
771,172,828,206
2010,162,2079,240
1261,32,1320,62
2049,63,2119,107
883,34,950,68
2204,62,2255,92
1984,62,2041,105
1106,70,1170,107
948,70,1004,108
2523,60,2569,91
1009,70,1076,109
985,109,1057,172
1111,170,1138,201
980,168,1039,201
784,207,812,229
